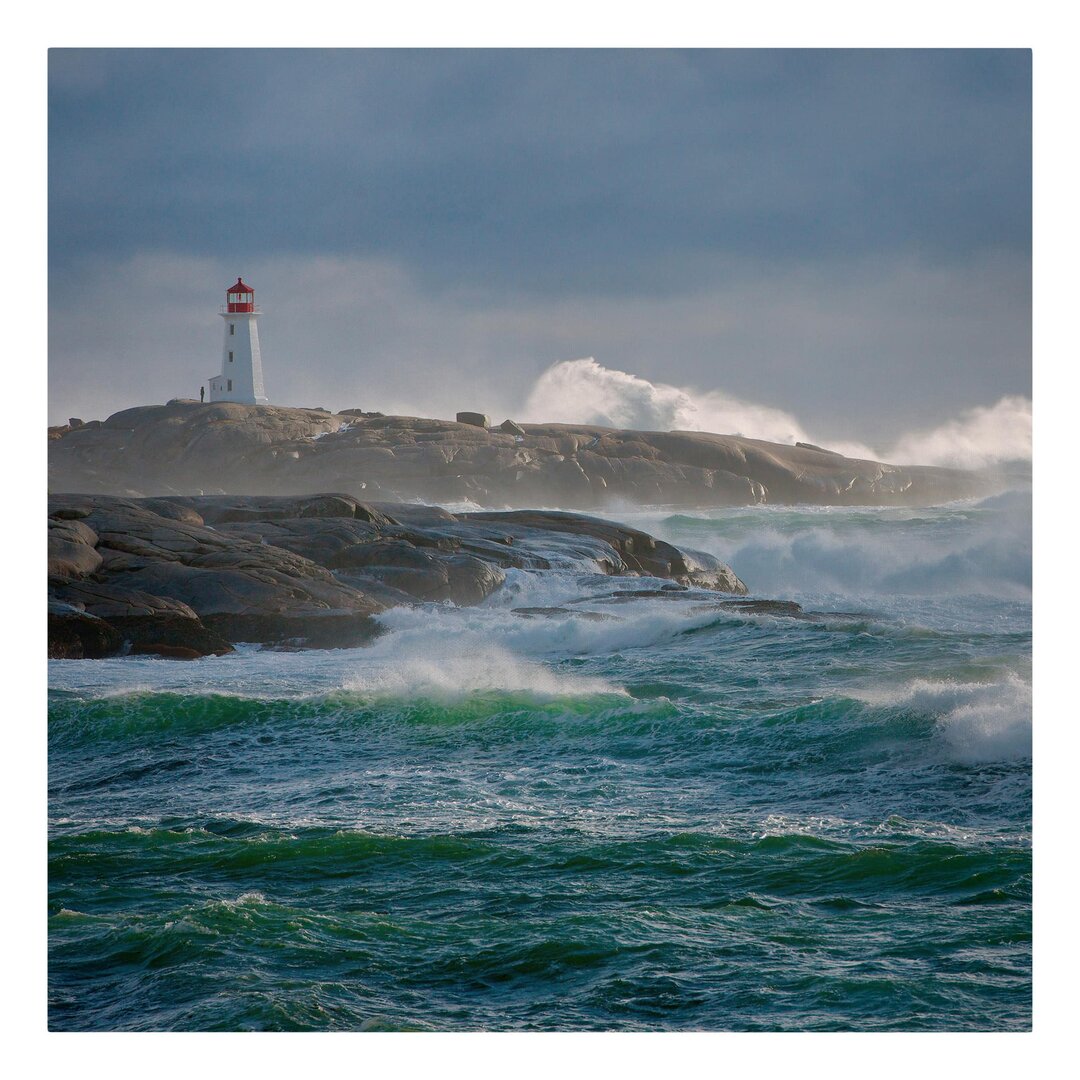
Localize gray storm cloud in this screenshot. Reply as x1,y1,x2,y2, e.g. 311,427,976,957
48,50,1030,453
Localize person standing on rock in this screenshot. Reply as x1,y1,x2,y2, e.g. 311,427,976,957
200,386,205,403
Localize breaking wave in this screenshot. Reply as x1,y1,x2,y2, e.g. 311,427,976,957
630,491,1032,602
851,675,1032,763
521,357,817,447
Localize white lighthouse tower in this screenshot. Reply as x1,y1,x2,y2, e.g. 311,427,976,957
208,277,268,404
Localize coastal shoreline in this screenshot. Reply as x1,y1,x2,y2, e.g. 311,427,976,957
48,492,749,659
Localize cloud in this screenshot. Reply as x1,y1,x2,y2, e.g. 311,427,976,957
49,49,1031,297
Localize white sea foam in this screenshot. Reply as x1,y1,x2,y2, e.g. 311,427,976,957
347,571,723,698
518,357,1031,469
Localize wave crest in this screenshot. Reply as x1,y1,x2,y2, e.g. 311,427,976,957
854,675,1032,763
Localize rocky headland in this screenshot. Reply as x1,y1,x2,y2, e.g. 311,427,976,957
49,492,749,658
48,401,1002,658
49,400,992,508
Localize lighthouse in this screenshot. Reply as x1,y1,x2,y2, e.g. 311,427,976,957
208,278,268,404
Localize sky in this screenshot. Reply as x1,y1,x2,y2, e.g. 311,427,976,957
48,48,1031,452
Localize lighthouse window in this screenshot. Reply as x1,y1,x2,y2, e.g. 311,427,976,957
230,324,235,335
228,351,234,362
227,380,233,392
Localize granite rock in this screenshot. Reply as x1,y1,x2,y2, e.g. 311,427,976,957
47,492,747,657
49,402,992,508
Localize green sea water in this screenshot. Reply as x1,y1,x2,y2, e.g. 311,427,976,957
48,494,1031,1030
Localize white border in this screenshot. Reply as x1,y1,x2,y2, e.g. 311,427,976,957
11,2,1068,1075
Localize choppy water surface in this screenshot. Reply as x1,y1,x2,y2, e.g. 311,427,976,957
48,493,1031,1030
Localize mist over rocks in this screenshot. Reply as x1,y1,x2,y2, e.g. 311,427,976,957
48,400,991,508
47,492,747,658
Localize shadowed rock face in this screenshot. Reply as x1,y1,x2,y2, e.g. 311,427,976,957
47,492,747,658
49,401,991,508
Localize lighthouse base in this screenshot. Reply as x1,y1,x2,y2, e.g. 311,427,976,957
207,374,268,406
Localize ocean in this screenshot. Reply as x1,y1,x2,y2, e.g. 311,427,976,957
47,491,1032,1031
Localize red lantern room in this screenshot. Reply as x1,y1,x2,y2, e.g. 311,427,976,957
226,277,255,313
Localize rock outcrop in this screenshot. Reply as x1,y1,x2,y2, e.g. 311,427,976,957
48,492,747,658
456,411,490,429
49,400,990,508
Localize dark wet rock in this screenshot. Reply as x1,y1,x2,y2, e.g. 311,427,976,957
47,494,385,654
795,441,843,457
685,598,873,625
713,599,805,617
48,600,123,659
511,606,620,621
455,412,490,429
49,402,991,507
49,503,93,521
589,588,695,603
129,643,206,660
202,611,382,650
46,491,744,656
48,579,235,657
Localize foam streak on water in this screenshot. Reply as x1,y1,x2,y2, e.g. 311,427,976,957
48,493,1031,1031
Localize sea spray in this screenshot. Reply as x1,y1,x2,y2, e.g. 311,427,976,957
622,492,1032,602
521,357,813,446
887,396,1032,470
519,357,1032,470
